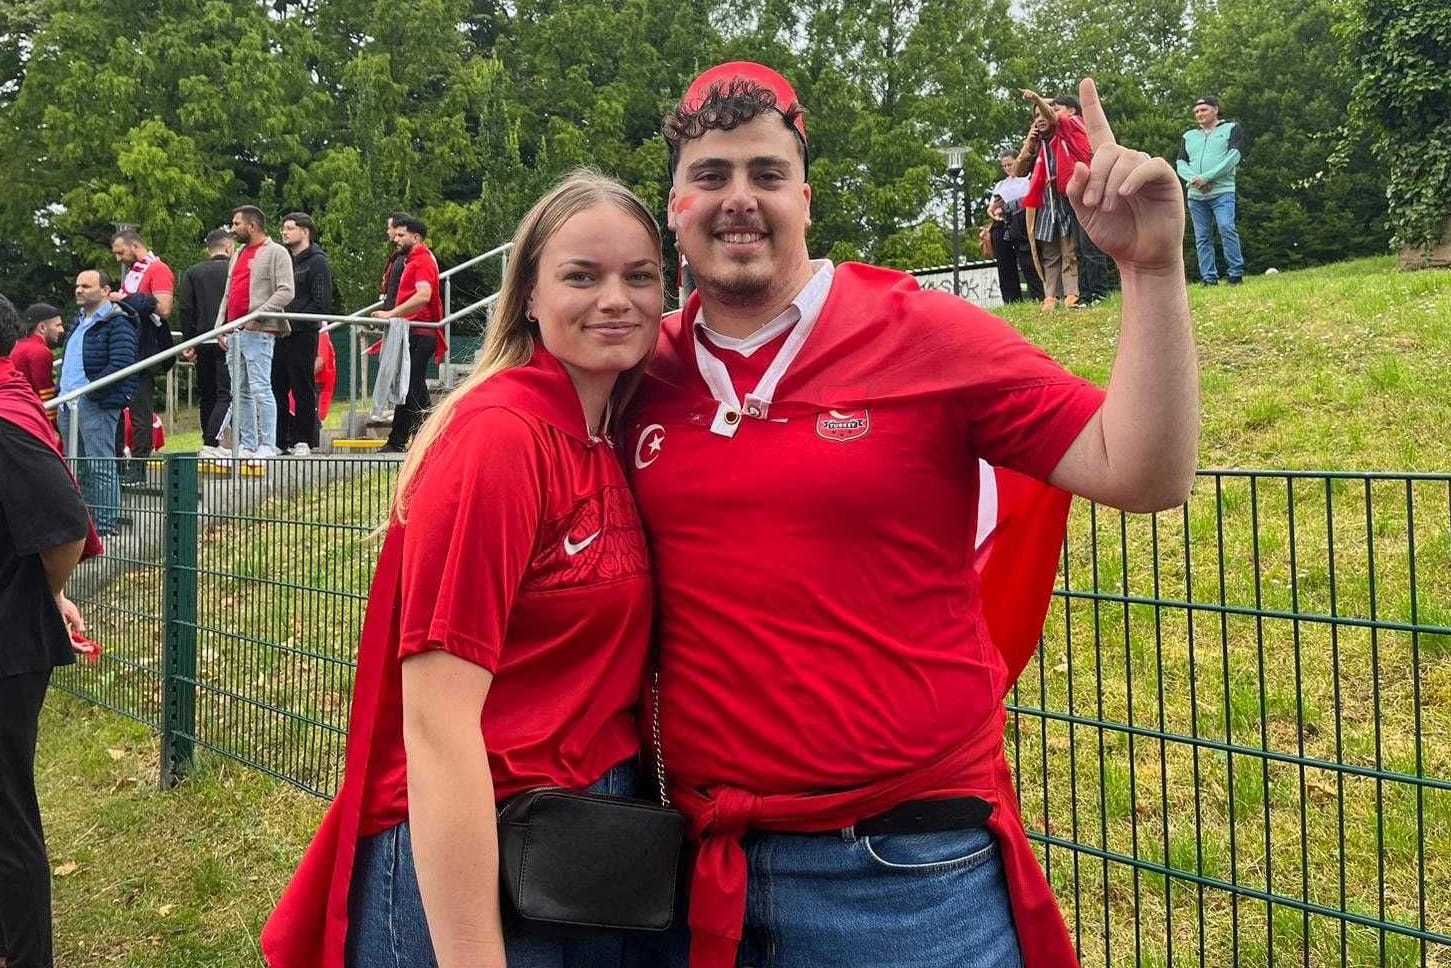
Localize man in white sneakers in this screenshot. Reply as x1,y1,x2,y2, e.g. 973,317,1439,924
216,206,294,465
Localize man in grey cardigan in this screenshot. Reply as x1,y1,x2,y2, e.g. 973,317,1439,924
216,205,294,462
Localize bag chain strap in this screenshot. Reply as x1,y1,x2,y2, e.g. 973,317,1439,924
652,670,671,809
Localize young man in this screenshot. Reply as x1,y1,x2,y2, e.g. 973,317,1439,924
1176,95,1245,285
216,206,294,465
58,271,137,536
0,293,99,968
178,229,235,457
275,212,333,455
1019,90,1096,310
110,229,175,482
370,215,442,453
9,304,64,408
627,62,1197,968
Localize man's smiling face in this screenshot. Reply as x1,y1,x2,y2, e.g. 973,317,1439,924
668,113,813,308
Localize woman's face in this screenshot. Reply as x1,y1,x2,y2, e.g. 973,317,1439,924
527,205,663,384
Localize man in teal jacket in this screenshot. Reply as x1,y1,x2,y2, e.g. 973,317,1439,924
1176,95,1245,285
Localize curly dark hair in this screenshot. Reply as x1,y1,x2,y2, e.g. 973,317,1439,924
663,78,808,177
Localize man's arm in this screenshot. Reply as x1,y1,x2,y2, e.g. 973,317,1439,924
312,257,334,315
1198,123,1244,185
256,247,296,314
97,312,139,381
372,283,432,320
40,539,85,595
178,269,198,339
1175,136,1196,184
1046,78,1199,513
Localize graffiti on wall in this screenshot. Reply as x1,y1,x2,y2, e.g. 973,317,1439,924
910,261,1004,309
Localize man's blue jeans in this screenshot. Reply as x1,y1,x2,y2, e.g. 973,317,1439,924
636,825,1022,968
235,331,277,452
57,399,121,534
345,759,639,968
1188,192,1244,283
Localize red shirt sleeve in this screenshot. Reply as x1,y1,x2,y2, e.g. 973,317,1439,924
397,249,442,322
396,407,545,671
955,311,1105,481
141,261,175,295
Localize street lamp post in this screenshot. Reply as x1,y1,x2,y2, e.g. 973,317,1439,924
942,146,967,297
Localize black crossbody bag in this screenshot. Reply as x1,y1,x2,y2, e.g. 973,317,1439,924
496,674,685,936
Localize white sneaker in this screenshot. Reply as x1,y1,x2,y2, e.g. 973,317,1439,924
198,445,226,459
253,445,280,459
236,448,257,460
289,442,311,456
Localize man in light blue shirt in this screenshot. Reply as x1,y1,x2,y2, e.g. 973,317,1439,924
57,270,137,535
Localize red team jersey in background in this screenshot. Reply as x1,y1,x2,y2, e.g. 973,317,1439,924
628,262,1105,968
262,346,651,968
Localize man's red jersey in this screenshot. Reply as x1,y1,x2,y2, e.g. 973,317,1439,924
262,345,651,968
627,262,1105,968
7,333,55,399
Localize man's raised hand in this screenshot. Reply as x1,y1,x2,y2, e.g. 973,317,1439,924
1066,78,1185,276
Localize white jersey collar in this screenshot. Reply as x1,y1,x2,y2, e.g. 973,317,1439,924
693,260,835,437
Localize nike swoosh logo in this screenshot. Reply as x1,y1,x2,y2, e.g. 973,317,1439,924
563,529,603,556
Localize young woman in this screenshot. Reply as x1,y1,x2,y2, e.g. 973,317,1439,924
262,170,665,968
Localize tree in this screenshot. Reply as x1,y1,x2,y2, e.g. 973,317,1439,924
1187,0,1390,271
713,0,1022,267
1348,0,1451,267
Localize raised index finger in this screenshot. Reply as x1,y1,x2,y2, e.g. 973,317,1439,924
1079,77,1117,150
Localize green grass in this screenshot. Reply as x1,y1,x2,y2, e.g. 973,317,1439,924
37,257,1451,967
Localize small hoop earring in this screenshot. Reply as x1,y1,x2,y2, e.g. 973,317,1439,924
526,312,538,324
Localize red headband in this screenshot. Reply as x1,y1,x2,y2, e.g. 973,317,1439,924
681,61,807,143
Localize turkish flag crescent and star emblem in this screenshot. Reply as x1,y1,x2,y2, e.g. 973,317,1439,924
815,409,871,442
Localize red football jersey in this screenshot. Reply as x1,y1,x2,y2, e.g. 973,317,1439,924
629,263,1104,795
262,346,651,968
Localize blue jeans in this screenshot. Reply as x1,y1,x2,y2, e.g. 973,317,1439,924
1188,192,1244,283
57,399,121,534
234,331,277,451
346,759,640,968
637,825,1021,968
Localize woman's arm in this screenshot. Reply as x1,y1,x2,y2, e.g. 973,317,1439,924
402,650,506,968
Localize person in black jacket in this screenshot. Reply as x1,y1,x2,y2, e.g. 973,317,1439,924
0,294,97,968
178,229,235,457
274,213,333,455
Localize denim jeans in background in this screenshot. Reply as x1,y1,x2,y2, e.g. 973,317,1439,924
235,330,277,452
636,824,1022,968
57,399,121,534
346,759,640,968
1188,191,1244,283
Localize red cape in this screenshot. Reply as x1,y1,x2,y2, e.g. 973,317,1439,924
638,263,1084,968
0,358,104,560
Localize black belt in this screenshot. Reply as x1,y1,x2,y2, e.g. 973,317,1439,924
849,796,994,837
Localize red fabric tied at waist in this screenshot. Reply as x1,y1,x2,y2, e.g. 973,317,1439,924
672,705,1078,968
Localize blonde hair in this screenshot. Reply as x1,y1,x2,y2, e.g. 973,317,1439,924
391,168,663,520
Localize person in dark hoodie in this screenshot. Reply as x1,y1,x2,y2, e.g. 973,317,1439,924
275,212,333,455
178,228,235,458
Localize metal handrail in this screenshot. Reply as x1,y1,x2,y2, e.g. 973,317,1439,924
47,240,514,459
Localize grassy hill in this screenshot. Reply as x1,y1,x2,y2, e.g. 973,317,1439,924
34,257,1451,968
1001,257,1451,472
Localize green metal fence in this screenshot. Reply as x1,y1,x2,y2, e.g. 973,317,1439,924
54,458,1450,966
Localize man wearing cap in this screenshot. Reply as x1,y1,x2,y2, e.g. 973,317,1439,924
1177,95,1245,285
628,62,1197,968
